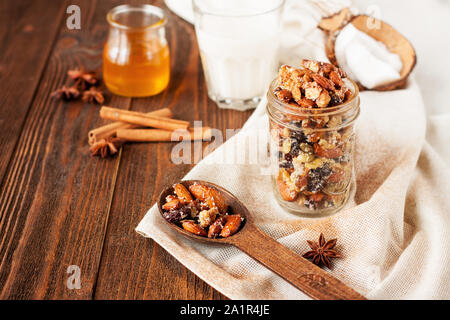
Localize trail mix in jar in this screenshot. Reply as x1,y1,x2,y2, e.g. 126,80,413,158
162,183,243,238
267,59,360,216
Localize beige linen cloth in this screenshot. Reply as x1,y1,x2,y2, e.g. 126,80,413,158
137,0,450,299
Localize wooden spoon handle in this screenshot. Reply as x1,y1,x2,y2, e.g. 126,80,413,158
231,225,366,300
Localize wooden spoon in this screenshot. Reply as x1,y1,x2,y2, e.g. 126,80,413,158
157,180,366,300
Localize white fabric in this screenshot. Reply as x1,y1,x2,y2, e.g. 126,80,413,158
136,0,450,299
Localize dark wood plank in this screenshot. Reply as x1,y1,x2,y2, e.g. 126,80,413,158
0,0,132,299
0,0,66,190
93,0,251,299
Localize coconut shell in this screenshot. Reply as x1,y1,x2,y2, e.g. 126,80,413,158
324,14,417,91
318,8,353,33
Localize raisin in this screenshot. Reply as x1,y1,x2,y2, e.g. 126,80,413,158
289,140,300,157
306,164,332,193
284,153,293,162
329,92,343,106
163,206,190,223
290,130,307,143
289,120,303,128
279,161,294,169
304,199,317,210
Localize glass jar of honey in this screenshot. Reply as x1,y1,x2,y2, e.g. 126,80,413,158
103,5,170,97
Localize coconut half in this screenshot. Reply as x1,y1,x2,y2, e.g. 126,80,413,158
321,12,416,91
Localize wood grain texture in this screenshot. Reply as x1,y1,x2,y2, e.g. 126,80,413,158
0,0,129,299
0,0,66,189
230,225,366,300
93,0,251,300
0,0,252,300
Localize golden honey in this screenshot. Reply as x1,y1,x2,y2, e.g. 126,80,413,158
103,5,170,97
103,39,170,97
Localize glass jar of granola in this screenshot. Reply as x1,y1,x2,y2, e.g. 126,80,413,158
267,60,360,217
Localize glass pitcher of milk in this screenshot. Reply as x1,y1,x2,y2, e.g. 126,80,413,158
193,0,285,111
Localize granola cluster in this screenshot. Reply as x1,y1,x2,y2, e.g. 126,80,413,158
162,183,243,238
270,60,356,213
275,60,351,109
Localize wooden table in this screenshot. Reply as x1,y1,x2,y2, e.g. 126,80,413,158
0,0,252,299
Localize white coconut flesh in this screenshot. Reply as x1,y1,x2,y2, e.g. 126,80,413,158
335,24,403,89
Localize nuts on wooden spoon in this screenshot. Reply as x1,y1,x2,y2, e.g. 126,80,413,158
161,182,244,239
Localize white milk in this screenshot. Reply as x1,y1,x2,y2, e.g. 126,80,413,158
197,28,279,101
193,0,283,110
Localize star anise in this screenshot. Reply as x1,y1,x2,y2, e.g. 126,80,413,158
67,69,99,90
302,233,341,269
51,85,81,101
90,137,124,158
82,87,105,105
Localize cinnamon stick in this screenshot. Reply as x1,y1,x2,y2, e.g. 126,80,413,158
100,106,189,131
88,108,172,145
116,127,212,142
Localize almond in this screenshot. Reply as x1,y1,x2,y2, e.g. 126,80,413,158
162,199,181,211
285,110,307,122
313,143,343,159
165,194,177,203
188,184,210,202
181,220,207,237
208,216,227,239
220,215,242,238
296,97,316,108
316,90,331,108
327,168,345,183
304,82,322,101
277,178,298,202
344,88,352,101
309,192,325,202
295,173,308,190
307,132,323,143
174,183,193,203
189,184,228,214
207,187,228,214
301,59,320,73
